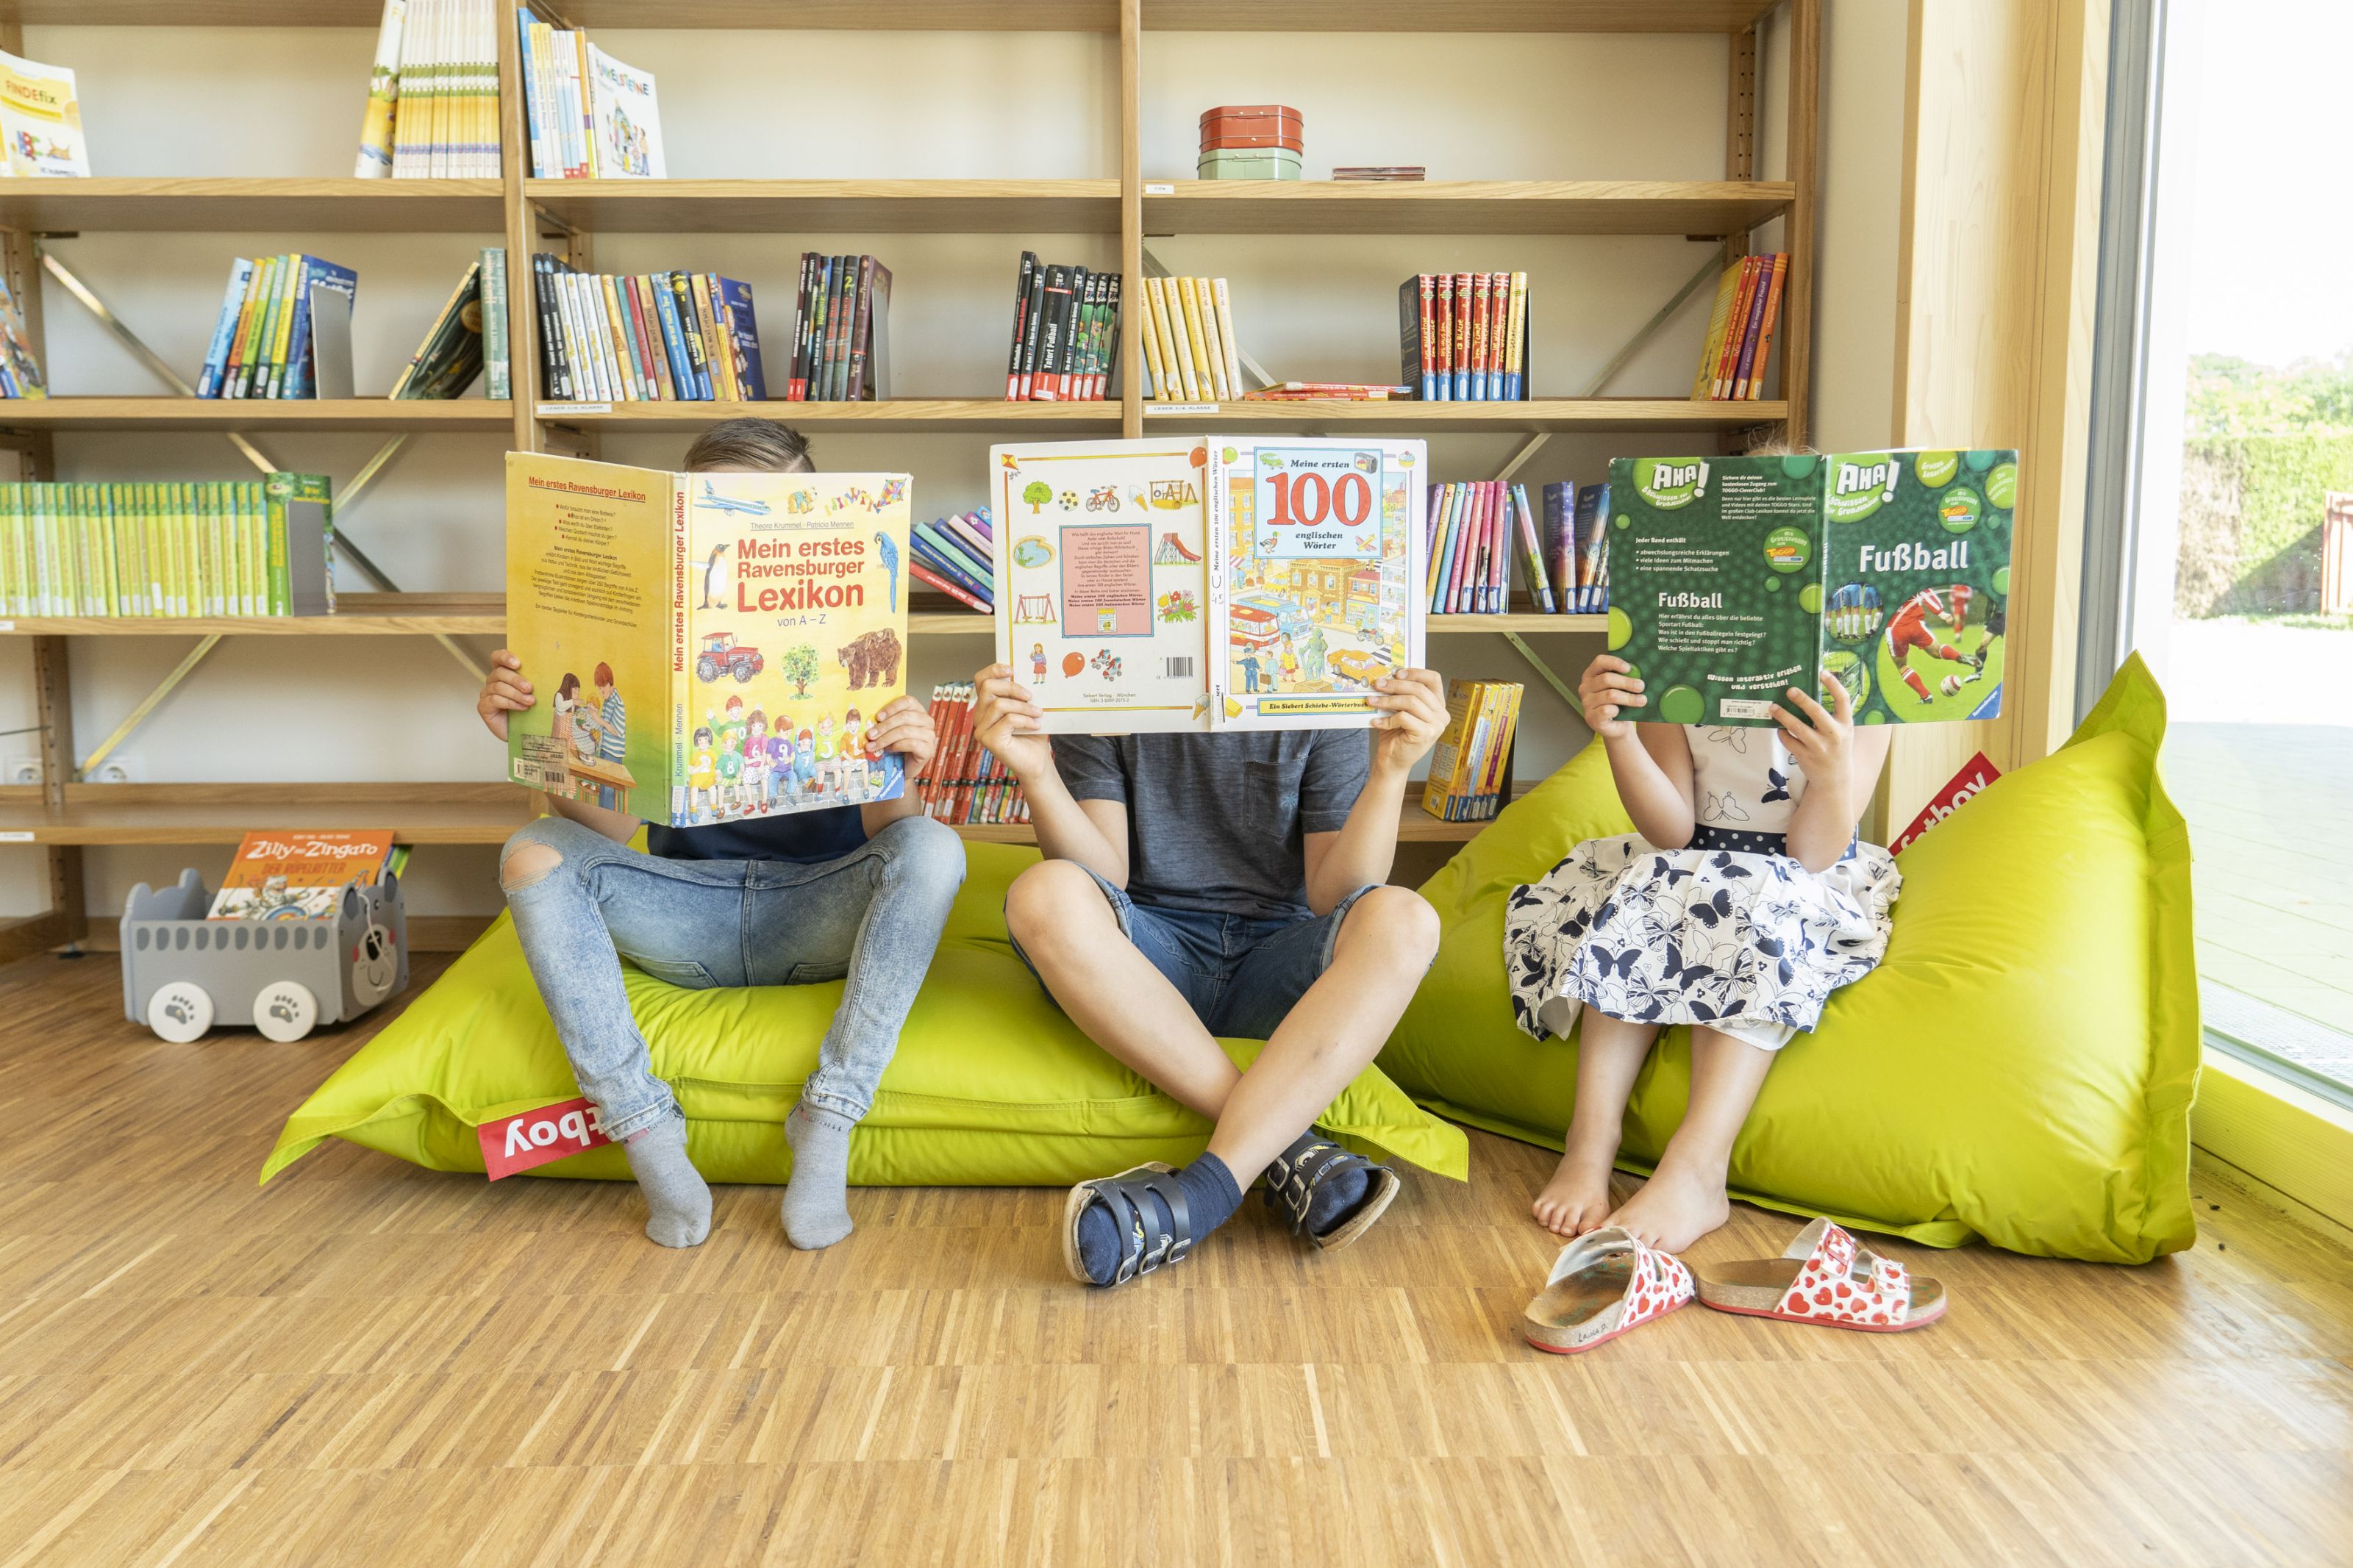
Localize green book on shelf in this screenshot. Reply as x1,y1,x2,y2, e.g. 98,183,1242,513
1603,448,2017,728
265,471,335,617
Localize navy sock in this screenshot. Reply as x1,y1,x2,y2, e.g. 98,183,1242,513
1272,1131,1374,1238
1074,1154,1243,1286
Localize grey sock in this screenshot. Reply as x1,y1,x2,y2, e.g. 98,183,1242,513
782,1100,857,1250
622,1116,710,1248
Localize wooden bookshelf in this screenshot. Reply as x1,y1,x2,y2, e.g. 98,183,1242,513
525,179,1121,235
7,1,1777,28
0,781,1504,848
0,178,504,233
1144,179,1793,237
0,593,504,637
0,399,514,432
0,0,1818,960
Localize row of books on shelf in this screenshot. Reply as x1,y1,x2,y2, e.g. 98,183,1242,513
912,684,1029,827
196,255,357,401
1424,479,1612,616
782,254,889,402
1001,256,1121,404
515,13,666,179
909,509,996,613
355,0,504,179
1138,276,1243,404
1421,679,1524,823
1692,251,1788,401
1399,271,1530,402
532,256,766,404
0,476,335,620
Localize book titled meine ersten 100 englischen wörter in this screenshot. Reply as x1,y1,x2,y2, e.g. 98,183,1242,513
990,436,1427,734
1604,448,2016,728
504,454,913,828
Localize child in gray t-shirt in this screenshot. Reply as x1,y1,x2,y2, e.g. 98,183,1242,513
970,659,1452,1289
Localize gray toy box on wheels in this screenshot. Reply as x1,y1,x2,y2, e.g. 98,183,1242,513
121,868,407,1042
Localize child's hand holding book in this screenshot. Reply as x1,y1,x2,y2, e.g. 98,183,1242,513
1578,654,1645,742
478,650,534,742
863,694,939,774
969,663,1056,781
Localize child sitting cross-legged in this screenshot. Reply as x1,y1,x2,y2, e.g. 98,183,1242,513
1503,655,1899,1253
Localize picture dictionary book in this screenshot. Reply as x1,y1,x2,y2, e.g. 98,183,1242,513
505,454,913,827
990,436,1427,734
1604,448,2015,728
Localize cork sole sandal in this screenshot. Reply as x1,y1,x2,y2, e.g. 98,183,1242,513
1692,1217,1947,1332
1060,1163,1193,1288
1263,1137,1400,1254
1521,1225,1694,1355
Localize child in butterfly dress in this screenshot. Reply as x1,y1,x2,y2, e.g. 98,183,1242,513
1502,654,1900,1253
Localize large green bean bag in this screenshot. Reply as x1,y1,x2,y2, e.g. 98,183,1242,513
263,841,1467,1187
1379,654,2196,1262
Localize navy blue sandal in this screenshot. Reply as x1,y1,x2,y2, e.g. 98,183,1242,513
1061,1162,1196,1286
1263,1137,1401,1253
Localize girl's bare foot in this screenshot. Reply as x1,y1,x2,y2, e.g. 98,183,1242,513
1532,1145,1618,1238
1605,1159,1731,1254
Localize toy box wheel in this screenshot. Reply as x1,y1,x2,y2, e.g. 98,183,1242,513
147,980,215,1043
254,980,320,1042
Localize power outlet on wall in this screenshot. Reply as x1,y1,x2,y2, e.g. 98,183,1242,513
91,762,133,784
8,758,40,787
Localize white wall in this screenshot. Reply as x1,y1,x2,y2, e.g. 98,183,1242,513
0,4,1907,921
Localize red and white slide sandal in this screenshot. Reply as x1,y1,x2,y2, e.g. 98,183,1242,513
1521,1225,1695,1355
1692,1217,1947,1332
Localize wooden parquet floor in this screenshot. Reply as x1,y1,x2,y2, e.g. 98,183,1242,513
1,949,2349,1567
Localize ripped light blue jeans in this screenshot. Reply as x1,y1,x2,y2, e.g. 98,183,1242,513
498,812,965,1142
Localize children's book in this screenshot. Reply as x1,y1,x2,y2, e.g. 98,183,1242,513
207,830,396,920
505,454,912,826
990,436,1427,733
0,49,88,178
1604,448,2016,727
586,44,664,179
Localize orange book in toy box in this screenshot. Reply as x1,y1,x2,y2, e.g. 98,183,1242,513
205,830,396,920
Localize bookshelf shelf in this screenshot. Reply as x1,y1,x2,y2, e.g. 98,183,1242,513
1158,397,1788,432
0,594,504,638
22,1,1776,30
524,179,1122,235
538,399,1123,433
0,178,504,233
0,780,1499,848
0,399,515,433
1143,179,1794,237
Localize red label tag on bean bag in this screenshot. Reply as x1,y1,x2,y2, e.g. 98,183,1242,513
1891,751,2001,855
478,1097,611,1179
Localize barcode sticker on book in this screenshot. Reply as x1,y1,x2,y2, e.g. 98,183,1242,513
1163,657,1193,679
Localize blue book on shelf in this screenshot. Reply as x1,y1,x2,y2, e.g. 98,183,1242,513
1574,482,1611,615
716,276,765,401
912,530,993,603
649,274,696,400
914,520,993,590
196,258,252,400
282,257,357,401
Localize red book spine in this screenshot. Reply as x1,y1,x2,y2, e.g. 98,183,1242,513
1713,256,1760,399
927,687,968,818
1488,272,1511,398
1452,272,1474,395
1433,273,1454,401
913,690,946,810
1417,274,1435,395
1468,273,1491,398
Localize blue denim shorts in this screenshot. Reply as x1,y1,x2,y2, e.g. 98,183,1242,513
1011,866,1377,1040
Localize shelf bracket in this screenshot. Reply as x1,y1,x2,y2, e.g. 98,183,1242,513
1499,630,1579,714
38,253,485,685
76,634,221,781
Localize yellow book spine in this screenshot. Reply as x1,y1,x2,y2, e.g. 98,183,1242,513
1176,279,1217,404
1190,279,1230,401
1155,276,1199,403
1211,277,1243,398
1136,276,1171,399
1692,259,1742,401
1145,277,1181,401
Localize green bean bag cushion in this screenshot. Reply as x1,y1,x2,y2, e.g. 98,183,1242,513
1379,654,2196,1262
263,840,1467,1187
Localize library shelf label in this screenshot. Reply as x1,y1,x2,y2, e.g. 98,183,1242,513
1146,403,1218,415
540,403,614,416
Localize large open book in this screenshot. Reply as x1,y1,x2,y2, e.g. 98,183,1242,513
990,435,1427,733
1604,448,2015,727
504,453,912,824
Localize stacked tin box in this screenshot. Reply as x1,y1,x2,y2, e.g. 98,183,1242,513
1198,104,1302,181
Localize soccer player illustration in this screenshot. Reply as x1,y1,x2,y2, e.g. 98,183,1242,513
1882,583,1988,704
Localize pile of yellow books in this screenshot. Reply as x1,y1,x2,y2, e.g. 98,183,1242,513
1421,679,1524,823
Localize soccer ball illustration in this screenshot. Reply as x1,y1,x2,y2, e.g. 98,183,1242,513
1939,673,1965,697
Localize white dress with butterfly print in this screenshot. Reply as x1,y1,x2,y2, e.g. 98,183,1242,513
1502,725,1899,1050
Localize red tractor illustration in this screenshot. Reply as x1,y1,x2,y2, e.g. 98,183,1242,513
696,629,764,684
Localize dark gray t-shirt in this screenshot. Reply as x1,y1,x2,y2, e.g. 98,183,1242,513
1050,729,1373,920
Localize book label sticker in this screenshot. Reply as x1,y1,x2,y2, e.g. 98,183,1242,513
479,1096,612,1179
